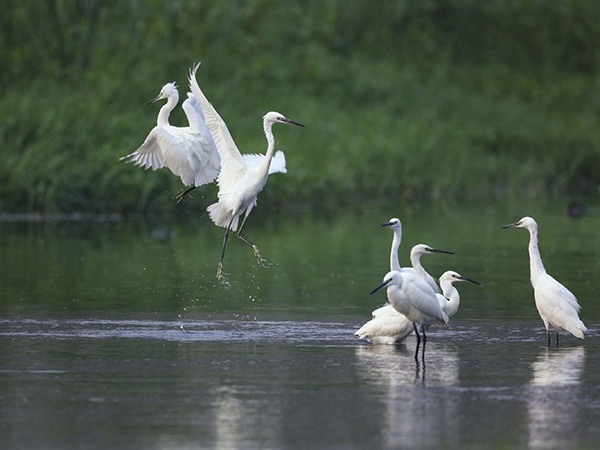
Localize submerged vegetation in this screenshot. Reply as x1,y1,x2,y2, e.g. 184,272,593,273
2,0,600,214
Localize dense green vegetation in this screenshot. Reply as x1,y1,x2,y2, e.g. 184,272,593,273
2,0,600,214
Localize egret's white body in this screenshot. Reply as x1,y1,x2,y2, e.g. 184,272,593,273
503,216,587,344
435,271,481,317
371,270,448,360
355,233,452,345
188,63,303,278
120,82,221,190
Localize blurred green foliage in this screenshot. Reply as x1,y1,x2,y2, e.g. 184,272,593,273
2,0,600,214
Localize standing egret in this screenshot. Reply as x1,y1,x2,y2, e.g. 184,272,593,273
188,63,304,279
120,82,221,201
503,217,587,345
370,271,449,361
356,243,452,345
435,271,481,317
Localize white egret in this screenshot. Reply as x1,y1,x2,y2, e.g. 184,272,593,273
188,63,304,279
120,82,221,202
503,216,587,345
370,271,449,361
435,271,481,317
356,243,453,345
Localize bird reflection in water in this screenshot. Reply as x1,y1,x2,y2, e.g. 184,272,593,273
528,346,585,449
355,342,460,448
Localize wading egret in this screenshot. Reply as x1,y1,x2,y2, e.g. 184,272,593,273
503,216,587,345
188,63,304,279
370,271,449,361
435,271,481,317
356,243,453,345
120,83,221,201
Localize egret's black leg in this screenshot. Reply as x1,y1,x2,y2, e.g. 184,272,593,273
236,214,262,264
413,323,421,361
175,186,198,204
547,330,551,347
422,326,427,363
556,331,559,347
217,217,235,280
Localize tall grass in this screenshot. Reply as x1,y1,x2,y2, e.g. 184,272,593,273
2,0,600,214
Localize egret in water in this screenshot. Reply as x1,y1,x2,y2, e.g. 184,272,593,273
188,63,304,279
370,271,449,361
503,216,587,345
436,271,481,317
356,242,453,345
120,82,221,202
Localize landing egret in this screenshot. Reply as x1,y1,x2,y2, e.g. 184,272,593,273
120,82,221,201
370,271,449,361
503,216,587,345
435,271,481,317
356,243,452,345
188,63,304,279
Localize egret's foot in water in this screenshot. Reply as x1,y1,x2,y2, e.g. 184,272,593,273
252,245,262,264
216,262,224,280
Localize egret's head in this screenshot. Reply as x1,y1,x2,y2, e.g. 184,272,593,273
148,82,179,105
502,216,537,231
411,243,454,257
381,217,402,232
263,111,305,127
439,271,481,286
369,271,402,295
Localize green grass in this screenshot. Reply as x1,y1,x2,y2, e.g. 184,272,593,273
2,1,600,214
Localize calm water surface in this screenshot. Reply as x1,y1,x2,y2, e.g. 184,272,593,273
1,205,599,449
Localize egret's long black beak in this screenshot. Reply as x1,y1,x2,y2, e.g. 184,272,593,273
381,222,392,227
148,94,162,105
429,248,454,255
370,279,392,295
283,118,305,127
458,275,482,286
502,222,520,229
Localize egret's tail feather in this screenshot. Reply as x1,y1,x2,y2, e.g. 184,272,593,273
566,320,587,339
207,202,238,231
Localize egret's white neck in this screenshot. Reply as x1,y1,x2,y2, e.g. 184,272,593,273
157,95,178,128
410,251,427,281
390,229,402,271
527,225,546,286
440,280,460,317
258,120,275,175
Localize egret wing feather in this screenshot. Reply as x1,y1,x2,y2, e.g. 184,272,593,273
242,150,287,175
188,63,248,191
403,274,448,324
355,304,414,344
534,275,587,337
120,127,166,171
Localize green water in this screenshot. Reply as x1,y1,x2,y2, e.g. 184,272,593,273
1,204,599,449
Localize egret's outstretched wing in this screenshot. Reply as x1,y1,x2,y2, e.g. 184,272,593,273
188,63,248,192
120,127,166,171
242,150,287,175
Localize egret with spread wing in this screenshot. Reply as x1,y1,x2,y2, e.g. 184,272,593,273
188,63,304,279
120,82,221,200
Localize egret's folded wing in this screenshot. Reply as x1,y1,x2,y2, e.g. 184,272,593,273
242,150,287,175
404,275,448,323
188,63,247,190
120,127,166,171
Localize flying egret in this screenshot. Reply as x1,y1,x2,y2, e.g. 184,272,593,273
370,270,449,361
356,243,453,345
503,216,587,345
435,271,481,317
188,63,304,279
120,82,221,201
